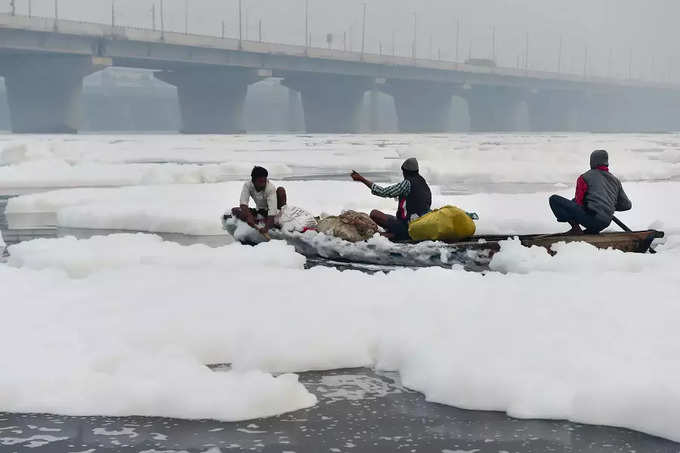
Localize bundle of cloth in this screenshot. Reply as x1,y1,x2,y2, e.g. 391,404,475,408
317,211,379,243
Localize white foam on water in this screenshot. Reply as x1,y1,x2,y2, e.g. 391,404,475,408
2,133,680,186
0,232,679,441
2,133,680,441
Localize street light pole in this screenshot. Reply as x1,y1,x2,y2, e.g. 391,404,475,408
305,0,309,48
491,26,496,62
629,48,633,79
151,3,156,31
361,3,367,57
557,35,563,73
28,0,32,17
524,31,529,72
258,19,262,42
111,0,115,28
392,30,395,56
412,12,417,59
9,0,15,16
184,0,188,34
455,19,460,62
238,0,243,47
160,0,165,39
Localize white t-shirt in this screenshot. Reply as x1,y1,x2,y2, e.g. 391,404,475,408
239,181,279,216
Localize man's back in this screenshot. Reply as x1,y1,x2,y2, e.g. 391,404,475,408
582,169,632,221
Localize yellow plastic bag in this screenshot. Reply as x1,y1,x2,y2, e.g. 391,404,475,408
408,206,476,242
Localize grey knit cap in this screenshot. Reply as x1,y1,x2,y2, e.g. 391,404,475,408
590,150,609,169
401,157,419,172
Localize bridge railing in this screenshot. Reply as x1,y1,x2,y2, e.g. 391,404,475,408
0,12,675,90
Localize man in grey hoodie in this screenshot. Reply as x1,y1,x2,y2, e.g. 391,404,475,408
549,150,632,234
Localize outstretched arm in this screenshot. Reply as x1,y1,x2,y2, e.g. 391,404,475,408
351,171,411,199
351,170,374,189
370,180,411,199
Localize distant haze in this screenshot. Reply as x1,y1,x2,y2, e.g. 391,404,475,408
4,0,680,81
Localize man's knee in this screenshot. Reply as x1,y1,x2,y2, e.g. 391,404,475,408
549,195,568,220
549,194,565,207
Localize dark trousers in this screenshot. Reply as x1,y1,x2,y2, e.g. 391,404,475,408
385,215,411,240
549,195,609,233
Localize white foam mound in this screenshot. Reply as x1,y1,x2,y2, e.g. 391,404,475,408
1,345,316,421
489,237,675,274
0,159,272,189
8,233,305,278
1,236,315,421
2,233,680,441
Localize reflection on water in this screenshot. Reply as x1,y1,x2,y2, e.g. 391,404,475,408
1,368,678,453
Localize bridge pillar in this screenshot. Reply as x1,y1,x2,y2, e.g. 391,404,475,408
155,68,260,134
368,88,380,132
287,88,301,132
0,55,109,133
282,74,373,133
462,86,525,132
526,90,581,132
383,80,455,133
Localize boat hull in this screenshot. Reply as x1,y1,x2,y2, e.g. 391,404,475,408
222,215,663,269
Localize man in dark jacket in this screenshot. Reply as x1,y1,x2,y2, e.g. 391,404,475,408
549,150,632,234
351,158,432,240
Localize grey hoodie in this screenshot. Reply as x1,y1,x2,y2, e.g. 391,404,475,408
580,150,632,223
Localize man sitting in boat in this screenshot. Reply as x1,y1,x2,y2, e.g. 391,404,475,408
351,158,432,240
231,166,287,237
549,150,632,234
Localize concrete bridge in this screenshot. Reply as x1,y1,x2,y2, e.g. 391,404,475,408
1,13,680,134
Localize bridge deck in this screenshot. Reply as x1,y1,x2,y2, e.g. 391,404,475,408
1,13,677,92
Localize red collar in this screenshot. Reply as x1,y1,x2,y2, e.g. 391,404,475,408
596,165,609,172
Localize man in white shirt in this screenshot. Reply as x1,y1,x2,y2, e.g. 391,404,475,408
231,166,287,236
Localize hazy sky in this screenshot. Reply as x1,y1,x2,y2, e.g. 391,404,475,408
4,0,679,81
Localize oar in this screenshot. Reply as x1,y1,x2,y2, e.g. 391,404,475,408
612,215,657,254
612,216,632,232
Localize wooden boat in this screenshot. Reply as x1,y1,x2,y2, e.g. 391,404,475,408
222,216,663,269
